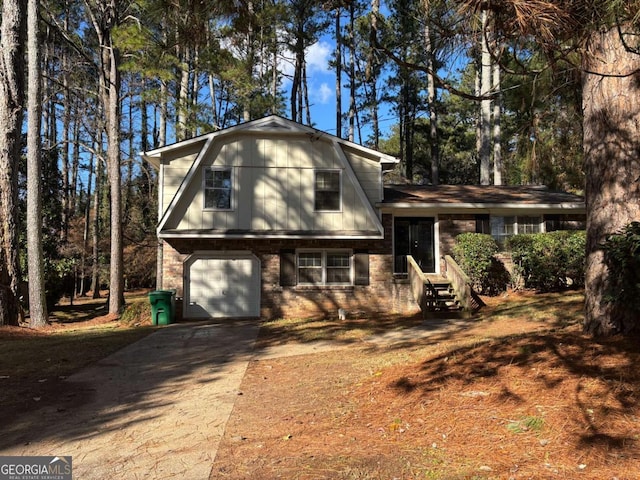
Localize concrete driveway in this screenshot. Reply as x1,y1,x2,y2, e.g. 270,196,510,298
0,320,260,480
0,317,463,479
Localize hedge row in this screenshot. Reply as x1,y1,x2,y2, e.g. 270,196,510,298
602,221,640,314
452,233,510,295
507,230,586,292
453,231,586,295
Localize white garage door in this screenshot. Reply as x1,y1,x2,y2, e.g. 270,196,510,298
186,255,260,318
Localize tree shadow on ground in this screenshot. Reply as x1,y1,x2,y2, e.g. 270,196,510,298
257,290,584,352
384,328,640,458
49,302,109,323
0,319,259,462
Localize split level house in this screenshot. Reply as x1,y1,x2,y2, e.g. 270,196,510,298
142,115,585,320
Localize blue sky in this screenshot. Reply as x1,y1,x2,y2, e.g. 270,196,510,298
280,37,397,144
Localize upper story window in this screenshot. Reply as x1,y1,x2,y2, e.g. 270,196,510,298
204,167,232,210
314,170,341,211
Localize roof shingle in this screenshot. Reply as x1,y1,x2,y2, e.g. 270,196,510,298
382,185,584,205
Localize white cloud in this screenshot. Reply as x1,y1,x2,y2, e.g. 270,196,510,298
279,40,333,81
314,82,333,104
305,41,332,74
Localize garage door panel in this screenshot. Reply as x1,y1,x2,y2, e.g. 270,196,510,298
186,255,260,318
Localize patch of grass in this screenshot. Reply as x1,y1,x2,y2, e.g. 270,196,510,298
481,291,583,328
506,415,545,434
121,298,153,325
0,324,153,379
0,322,154,414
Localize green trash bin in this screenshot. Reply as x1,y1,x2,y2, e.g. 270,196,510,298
149,290,174,325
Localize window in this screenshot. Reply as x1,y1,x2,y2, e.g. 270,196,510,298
518,216,542,234
475,214,490,234
204,167,232,210
314,170,341,211
491,215,541,245
545,214,586,232
280,250,369,287
297,250,351,285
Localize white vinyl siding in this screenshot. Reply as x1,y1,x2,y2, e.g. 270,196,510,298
171,136,379,233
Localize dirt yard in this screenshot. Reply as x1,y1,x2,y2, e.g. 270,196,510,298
2,291,638,479
211,292,640,480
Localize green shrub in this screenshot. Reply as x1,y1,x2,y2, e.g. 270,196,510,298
453,233,509,295
602,221,640,315
44,257,76,310
507,230,586,292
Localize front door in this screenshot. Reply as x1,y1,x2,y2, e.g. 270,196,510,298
394,217,436,273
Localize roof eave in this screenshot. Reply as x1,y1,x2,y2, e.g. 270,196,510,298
158,231,385,240
377,202,586,211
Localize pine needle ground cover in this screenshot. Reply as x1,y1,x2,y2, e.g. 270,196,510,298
212,291,640,480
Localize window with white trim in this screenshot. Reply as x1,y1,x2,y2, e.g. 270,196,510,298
491,215,542,245
314,170,341,211
204,167,232,210
297,250,352,285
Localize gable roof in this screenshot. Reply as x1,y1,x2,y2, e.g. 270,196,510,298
141,115,399,169
143,115,399,238
381,185,585,210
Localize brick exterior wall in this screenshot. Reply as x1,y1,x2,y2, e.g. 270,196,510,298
160,214,420,320
438,214,476,258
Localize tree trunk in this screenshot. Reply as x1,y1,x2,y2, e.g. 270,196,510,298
492,57,502,185
303,59,311,125
291,46,301,122
479,10,492,185
60,10,71,242
244,0,255,122
348,2,355,142
27,0,48,328
159,79,167,147
368,0,380,149
177,45,191,141
192,46,200,132
335,7,342,138
91,154,102,299
159,19,168,147
79,153,94,297
141,80,149,152
87,0,124,314
105,45,124,315
475,57,482,173
70,106,81,215
272,46,278,115
424,15,439,185
0,0,25,326
124,88,134,217
583,24,640,335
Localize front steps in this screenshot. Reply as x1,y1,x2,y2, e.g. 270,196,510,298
422,275,464,315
